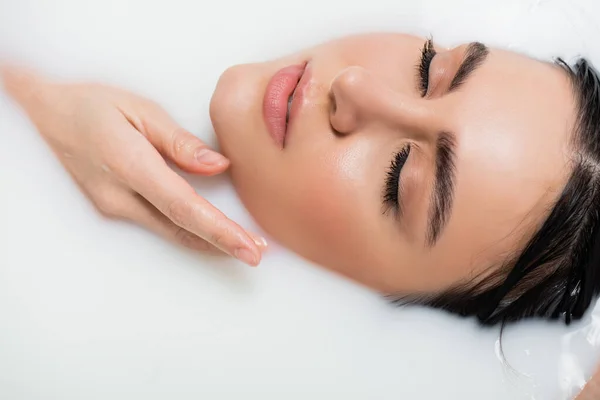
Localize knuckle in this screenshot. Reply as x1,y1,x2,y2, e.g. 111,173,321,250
174,227,193,247
175,228,212,252
196,207,233,248
92,188,123,218
170,127,195,158
208,228,228,248
167,199,193,228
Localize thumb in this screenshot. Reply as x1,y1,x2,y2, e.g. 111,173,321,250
136,103,229,175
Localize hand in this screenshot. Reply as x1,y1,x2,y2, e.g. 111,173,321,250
1,66,267,266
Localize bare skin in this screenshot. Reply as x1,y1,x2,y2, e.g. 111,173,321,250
2,32,596,399
210,33,575,295
576,367,600,400
1,66,267,266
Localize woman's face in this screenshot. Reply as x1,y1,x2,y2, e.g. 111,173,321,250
210,33,576,295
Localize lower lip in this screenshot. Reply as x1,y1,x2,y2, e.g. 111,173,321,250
263,63,306,148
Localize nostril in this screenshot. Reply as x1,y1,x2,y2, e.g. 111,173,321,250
329,91,337,114
331,125,343,137
328,92,344,136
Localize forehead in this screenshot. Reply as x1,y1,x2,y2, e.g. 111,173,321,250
436,48,576,271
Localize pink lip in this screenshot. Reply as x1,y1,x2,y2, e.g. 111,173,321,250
287,63,312,136
263,62,306,148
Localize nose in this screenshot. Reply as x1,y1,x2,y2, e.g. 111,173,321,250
329,66,439,137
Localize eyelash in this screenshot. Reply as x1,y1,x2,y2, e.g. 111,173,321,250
418,38,437,97
384,144,412,209
381,39,434,210
381,40,435,210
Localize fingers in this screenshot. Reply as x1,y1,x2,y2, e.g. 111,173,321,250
91,182,267,259
126,193,225,254
134,195,268,256
137,104,229,175
88,184,221,253
118,136,267,266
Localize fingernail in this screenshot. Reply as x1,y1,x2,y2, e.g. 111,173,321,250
253,235,268,248
234,247,259,267
195,148,227,165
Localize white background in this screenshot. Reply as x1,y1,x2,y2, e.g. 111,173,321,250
1,0,600,399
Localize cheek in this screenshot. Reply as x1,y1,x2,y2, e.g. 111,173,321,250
275,146,372,247
246,141,381,266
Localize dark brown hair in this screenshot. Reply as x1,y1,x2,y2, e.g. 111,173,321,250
393,57,600,327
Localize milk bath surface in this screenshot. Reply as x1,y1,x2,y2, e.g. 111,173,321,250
1,1,599,399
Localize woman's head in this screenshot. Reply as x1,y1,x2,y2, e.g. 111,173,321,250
209,33,600,325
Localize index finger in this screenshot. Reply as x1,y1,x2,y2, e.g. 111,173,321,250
120,141,263,266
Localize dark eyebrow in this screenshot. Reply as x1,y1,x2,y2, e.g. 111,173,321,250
448,42,490,93
423,43,489,246
427,132,457,246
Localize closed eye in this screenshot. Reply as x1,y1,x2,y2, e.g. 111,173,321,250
383,144,411,213
417,38,437,97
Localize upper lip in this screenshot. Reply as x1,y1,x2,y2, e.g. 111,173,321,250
286,61,311,140
262,61,309,149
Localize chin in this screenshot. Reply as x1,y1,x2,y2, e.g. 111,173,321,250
209,70,236,158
